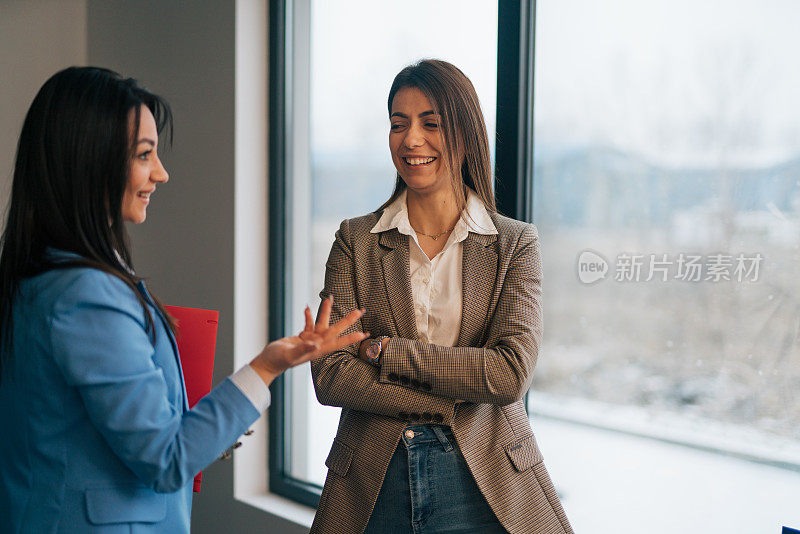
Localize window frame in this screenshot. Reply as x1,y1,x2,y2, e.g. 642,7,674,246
267,0,537,507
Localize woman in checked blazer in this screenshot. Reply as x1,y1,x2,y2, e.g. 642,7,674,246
310,60,573,534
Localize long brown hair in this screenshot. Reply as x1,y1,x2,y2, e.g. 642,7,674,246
379,59,495,213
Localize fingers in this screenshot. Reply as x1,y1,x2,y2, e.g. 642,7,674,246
309,330,368,362
327,307,365,338
303,305,314,333
316,295,333,329
291,298,368,362
334,331,369,351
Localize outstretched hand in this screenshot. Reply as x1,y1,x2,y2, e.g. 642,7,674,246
249,297,367,386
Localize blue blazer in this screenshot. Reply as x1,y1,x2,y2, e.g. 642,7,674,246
0,252,259,533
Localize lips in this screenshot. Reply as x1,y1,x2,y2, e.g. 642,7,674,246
137,190,153,201
402,156,437,166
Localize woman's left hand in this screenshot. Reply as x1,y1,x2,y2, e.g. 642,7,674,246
249,297,367,385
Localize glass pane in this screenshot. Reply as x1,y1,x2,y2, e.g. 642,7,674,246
531,0,800,531
284,0,498,487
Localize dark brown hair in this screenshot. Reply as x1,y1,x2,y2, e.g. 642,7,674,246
379,59,495,213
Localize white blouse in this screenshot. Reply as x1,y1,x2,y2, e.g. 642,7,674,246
370,189,497,347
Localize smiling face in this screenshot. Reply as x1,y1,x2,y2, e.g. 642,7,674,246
122,105,169,223
389,86,451,195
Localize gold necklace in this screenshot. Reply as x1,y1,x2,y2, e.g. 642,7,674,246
413,225,456,241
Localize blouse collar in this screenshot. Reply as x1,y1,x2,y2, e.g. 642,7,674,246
370,188,498,241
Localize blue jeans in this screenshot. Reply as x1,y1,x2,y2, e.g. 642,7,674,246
364,425,507,534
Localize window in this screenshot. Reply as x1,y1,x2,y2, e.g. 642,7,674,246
269,0,503,506
271,2,799,530
529,0,800,531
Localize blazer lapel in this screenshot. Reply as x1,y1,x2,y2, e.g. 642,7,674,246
379,229,418,340
136,281,191,412
457,232,498,347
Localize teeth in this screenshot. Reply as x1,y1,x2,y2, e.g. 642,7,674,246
404,157,435,166
138,192,150,199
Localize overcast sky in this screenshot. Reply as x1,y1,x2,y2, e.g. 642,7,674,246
307,0,800,169
535,0,800,167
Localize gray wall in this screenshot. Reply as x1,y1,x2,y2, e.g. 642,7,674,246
1,1,306,532
0,0,87,203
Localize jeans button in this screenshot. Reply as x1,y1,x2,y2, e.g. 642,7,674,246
404,429,415,439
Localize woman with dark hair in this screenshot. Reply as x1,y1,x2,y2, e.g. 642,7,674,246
310,60,573,533
0,66,365,533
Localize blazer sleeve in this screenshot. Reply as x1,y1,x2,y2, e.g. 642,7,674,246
48,270,260,493
310,219,457,425
377,224,542,406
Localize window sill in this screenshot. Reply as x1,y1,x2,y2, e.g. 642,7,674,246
237,491,316,529
533,411,800,532
531,391,800,469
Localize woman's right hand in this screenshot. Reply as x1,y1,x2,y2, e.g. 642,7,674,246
249,297,367,386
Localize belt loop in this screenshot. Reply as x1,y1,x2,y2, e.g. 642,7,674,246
431,425,453,452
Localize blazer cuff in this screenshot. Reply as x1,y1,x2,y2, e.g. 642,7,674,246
379,338,432,392
229,365,272,412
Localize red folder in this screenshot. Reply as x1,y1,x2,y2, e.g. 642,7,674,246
164,305,219,493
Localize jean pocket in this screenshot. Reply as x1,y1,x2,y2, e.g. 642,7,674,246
504,435,543,472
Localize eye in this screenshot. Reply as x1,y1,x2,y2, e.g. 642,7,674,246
136,150,152,161
425,122,439,129
390,123,405,131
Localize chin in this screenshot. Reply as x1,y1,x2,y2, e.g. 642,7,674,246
402,175,445,194
123,212,147,224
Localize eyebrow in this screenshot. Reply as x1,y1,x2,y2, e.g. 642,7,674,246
136,138,156,147
390,110,437,119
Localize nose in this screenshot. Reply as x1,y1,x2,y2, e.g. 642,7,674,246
403,123,425,149
152,156,169,183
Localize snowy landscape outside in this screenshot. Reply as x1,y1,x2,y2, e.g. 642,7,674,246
283,0,800,531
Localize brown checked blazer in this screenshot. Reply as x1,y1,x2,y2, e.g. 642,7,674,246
310,210,573,534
